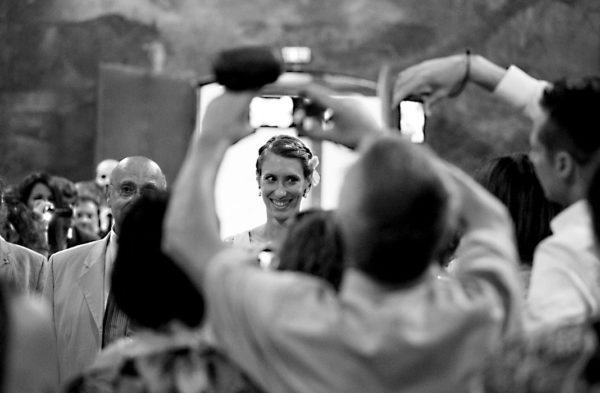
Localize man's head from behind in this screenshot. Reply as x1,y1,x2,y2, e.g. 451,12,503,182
112,191,204,330
107,156,166,235
336,136,452,286
530,77,600,206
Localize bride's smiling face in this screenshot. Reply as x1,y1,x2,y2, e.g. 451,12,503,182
257,152,309,222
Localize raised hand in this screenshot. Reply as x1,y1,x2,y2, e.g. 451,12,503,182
199,90,256,145
296,84,383,150
393,54,469,114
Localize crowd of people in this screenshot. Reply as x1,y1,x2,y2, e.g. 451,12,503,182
0,51,599,393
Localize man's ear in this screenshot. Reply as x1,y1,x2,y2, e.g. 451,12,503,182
554,150,576,181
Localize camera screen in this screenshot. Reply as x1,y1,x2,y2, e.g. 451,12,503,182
399,100,425,143
247,93,425,141
249,96,295,129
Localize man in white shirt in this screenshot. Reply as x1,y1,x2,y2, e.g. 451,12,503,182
44,156,167,386
163,85,523,393
394,54,600,328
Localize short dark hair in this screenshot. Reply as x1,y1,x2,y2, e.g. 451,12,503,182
111,191,204,329
538,77,600,165
343,137,450,285
277,209,345,290
256,135,315,181
476,153,558,264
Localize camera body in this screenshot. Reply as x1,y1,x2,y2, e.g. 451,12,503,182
206,46,425,140
248,95,331,130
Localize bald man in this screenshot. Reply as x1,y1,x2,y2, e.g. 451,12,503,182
43,156,167,386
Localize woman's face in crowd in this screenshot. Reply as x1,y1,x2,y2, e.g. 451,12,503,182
74,200,100,235
27,183,54,210
258,152,309,222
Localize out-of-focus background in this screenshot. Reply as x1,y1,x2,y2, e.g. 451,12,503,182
1,0,599,184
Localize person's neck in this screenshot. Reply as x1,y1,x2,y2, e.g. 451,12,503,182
254,217,291,249
563,181,586,208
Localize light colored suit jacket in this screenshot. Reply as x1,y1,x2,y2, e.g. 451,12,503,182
0,236,46,294
43,235,110,386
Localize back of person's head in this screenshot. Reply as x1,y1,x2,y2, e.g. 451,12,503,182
539,77,600,166
476,153,558,264
277,209,345,290
111,190,204,330
338,136,451,286
0,278,56,393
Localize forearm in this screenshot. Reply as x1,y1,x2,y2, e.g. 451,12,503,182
467,54,507,92
453,222,523,336
163,135,230,288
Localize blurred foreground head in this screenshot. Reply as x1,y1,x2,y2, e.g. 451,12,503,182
336,136,451,286
277,209,344,290
0,279,57,393
112,191,204,330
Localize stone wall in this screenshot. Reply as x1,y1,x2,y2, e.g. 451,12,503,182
1,0,598,184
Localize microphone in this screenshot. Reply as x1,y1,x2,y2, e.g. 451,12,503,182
212,46,283,91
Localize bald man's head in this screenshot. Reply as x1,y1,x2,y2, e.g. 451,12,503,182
107,156,166,235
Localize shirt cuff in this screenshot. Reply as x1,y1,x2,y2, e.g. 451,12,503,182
493,65,550,120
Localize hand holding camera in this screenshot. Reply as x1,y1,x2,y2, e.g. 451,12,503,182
295,84,382,150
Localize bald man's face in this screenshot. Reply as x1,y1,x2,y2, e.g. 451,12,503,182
107,158,166,235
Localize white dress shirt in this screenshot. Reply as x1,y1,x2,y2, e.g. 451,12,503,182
527,201,600,327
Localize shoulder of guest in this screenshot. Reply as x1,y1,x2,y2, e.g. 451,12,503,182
49,236,109,265
1,236,46,264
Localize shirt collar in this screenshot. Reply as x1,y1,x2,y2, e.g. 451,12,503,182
550,199,590,234
340,266,435,303
109,228,118,246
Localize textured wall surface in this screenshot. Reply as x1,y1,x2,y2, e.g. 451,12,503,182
1,0,599,184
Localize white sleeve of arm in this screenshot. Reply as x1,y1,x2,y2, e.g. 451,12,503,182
493,65,550,120
451,226,524,337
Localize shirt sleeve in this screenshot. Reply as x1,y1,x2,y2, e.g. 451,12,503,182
203,247,301,382
493,65,550,121
451,226,524,337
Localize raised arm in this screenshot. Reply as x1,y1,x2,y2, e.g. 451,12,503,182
394,53,550,125
162,91,255,288
393,54,509,111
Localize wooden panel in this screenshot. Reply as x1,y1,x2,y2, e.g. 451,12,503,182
96,64,197,186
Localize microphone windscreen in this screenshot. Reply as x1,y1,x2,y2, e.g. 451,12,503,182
213,46,283,91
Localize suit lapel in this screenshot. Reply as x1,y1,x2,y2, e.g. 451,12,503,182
0,237,20,289
78,236,110,333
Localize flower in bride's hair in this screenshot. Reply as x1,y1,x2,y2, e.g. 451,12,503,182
311,170,320,187
308,156,320,171
307,156,320,187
